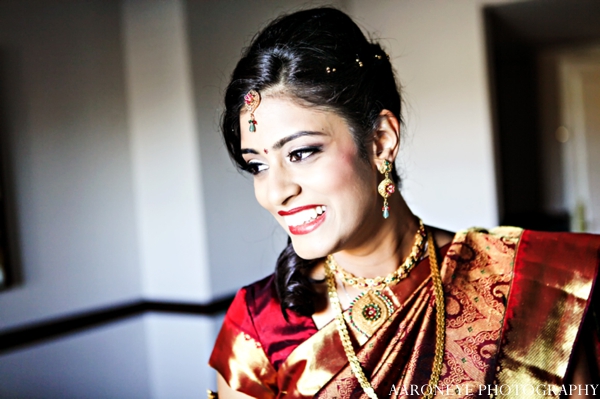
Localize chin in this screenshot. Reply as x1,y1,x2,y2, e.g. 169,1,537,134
290,239,330,260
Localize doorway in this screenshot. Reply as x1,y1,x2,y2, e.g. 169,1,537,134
556,49,600,233
485,0,600,232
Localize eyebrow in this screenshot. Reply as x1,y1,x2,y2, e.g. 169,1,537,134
241,131,326,155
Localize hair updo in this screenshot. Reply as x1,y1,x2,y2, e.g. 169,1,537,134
221,7,403,317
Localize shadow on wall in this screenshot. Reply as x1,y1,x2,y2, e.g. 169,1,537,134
0,48,23,290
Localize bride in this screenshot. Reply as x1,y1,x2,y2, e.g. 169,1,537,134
209,7,599,399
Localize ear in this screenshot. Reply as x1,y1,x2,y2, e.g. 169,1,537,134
372,109,400,170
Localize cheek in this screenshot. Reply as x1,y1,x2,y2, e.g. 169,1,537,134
253,179,270,211
330,151,370,192
324,151,374,195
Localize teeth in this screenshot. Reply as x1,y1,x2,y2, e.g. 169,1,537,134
284,206,326,227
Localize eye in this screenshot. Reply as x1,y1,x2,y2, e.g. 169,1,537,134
287,146,322,162
245,160,269,175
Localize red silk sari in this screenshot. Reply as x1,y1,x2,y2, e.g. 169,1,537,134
209,228,600,398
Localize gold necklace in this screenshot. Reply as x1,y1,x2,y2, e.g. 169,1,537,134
324,230,445,399
330,219,426,291
327,219,426,337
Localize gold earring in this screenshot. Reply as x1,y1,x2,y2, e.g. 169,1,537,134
378,160,395,219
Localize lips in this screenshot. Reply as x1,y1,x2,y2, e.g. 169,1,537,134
278,205,327,235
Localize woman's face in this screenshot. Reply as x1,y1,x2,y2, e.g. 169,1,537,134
240,95,382,259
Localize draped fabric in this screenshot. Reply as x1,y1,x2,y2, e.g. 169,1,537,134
209,228,600,398
494,229,600,398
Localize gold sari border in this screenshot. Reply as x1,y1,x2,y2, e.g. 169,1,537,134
495,230,600,398
277,321,347,398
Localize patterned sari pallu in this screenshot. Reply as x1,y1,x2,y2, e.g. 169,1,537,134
209,227,600,398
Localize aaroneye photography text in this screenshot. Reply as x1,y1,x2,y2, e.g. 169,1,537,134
389,383,600,396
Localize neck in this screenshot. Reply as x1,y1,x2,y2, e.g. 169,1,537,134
332,193,419,279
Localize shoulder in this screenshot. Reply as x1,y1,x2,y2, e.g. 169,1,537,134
223,273,318,370
475,227,600,273
442,226,522,281
456,226,600,253
224,274,278,332
241,273,278,310
210,275,280,397
517,228,600,254
456,226,524,247
446,226,600,284
449,226,524,262
513,228,600,280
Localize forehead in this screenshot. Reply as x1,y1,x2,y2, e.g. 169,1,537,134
240,95,346,148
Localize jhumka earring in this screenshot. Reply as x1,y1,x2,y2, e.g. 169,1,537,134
244,90,260,132
378,160,395,219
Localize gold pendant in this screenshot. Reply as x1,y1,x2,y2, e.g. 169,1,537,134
349,290,394,337
377,177,395,199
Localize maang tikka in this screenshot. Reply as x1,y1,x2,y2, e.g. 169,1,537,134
378,160,395,219
244,90,260,132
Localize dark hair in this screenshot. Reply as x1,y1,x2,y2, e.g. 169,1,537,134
222,7,403,317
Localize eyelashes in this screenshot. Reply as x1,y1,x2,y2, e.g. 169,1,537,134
287,146,322,162
244,145,323,175
245,160,268,175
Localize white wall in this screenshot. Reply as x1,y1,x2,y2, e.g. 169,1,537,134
121,0,211,303
119,2,234,395
0,317,151,399
0,1,152,397
0,0,141,330
144,313,217,397
0,1,245,397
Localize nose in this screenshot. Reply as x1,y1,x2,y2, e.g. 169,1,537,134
266,164,301,207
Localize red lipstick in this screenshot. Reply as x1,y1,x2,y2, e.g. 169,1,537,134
288,212,326,235
278,205,327,235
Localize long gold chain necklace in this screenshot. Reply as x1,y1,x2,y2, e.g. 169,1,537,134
327,220,426,337
324,230,445,399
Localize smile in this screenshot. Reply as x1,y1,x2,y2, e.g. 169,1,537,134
278,205,327,235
